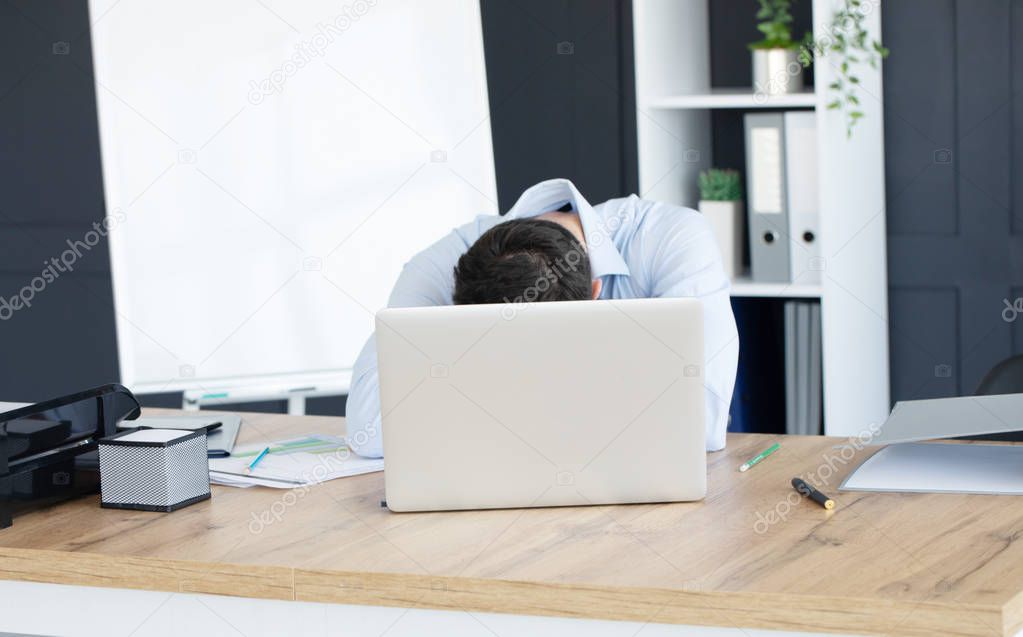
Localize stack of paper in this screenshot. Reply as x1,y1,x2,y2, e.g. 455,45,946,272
208,434,383,489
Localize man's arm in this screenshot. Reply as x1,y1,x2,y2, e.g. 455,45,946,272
633,197,739,451
346,218,494,457
346,337,385,457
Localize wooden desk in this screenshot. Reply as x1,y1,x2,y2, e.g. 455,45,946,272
0,411,1021,637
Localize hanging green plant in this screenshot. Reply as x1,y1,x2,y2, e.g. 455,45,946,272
800,0,889,137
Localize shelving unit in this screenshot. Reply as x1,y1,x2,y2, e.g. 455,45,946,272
648,89,816,110
632,0,890,437
730,276,822,299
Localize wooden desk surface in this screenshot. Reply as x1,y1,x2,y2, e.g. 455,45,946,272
1,411,1021,637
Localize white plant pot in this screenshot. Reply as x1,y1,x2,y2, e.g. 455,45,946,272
752,48,804,95
698,200,744,280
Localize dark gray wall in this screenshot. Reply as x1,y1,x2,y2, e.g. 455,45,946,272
0,0,120,402
884,0,1023,400
479,0,638,210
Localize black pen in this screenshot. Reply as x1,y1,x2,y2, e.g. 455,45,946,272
791,477,835,510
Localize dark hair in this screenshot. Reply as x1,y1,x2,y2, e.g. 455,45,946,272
452,219,592,305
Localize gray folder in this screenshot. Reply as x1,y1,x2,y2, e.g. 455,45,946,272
745,113,791,283
784,302,798,434
120,413,241,457
784,300,822,436
807,302,822,434
869,393,1023,445
841,393,1023,495
783,111,822,283
840,442,1023,495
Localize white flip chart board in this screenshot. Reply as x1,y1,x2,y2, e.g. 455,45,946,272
89,0,497,393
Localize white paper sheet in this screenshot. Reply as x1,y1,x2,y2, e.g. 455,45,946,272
840,442,1023,495
208,434,382,489
0,402,30,414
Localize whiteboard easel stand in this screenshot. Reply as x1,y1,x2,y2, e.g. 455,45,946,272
179,373,351,416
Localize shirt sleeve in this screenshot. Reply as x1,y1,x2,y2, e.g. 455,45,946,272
346,218,491,457
632,197,739,452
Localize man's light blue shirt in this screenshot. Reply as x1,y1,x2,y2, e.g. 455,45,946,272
347,178,739,457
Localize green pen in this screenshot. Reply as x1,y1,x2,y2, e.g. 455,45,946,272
738,442,780,472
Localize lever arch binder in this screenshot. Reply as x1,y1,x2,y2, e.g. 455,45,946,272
744,113,791,282
783,111,821,284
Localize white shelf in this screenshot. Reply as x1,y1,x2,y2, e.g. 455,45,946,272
647,88,816,110
729,275,822,298
633,0,889,439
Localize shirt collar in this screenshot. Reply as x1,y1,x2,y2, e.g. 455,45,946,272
504,178,630,279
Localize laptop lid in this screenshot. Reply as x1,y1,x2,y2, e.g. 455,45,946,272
870,393,1023,446
375,297,706,512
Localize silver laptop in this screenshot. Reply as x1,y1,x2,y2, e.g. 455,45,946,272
375,297,706,512
868,393,1023,445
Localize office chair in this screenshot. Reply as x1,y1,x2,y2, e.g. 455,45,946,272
972,354,1023,441
976,354,1023,396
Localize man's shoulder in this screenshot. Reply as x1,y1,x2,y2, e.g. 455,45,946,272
594,194,707,238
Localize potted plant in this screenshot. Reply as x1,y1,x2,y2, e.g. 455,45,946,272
748,0,890,135
750,0,805,95
698,169,744,280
